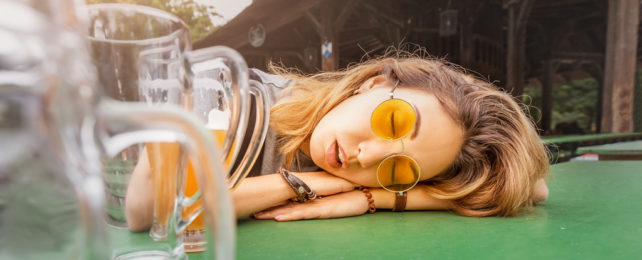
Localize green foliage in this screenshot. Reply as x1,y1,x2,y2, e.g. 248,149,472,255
523,78,599,133
85,0,219,42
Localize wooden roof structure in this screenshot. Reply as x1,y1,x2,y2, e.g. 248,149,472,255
195,0,641,134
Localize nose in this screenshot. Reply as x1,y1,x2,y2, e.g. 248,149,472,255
354,138,404,168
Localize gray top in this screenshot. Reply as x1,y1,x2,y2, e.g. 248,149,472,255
246,69,320,176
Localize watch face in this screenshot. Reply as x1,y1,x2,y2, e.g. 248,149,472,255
248,24,266,47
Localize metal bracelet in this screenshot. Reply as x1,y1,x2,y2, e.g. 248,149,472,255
278,167,319,202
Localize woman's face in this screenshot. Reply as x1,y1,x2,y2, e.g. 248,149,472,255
307,76,464,187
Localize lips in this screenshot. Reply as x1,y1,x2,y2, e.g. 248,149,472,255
325,140,344,168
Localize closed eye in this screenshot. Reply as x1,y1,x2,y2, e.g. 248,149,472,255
390,112,396,136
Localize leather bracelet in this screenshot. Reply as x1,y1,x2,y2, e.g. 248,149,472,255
359,187,376,213
392,191,407,212
279,167,318,202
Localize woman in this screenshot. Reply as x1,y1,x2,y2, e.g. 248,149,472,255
127,54,549,230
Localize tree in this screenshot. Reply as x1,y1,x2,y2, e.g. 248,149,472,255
523,78,598,134
85,0,219,42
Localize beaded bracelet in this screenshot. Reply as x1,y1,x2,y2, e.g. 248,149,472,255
359,187,376,213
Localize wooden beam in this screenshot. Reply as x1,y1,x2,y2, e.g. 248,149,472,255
340,25,382,33
194,0,327,49
305,10,323,35
361,2,404,28
601,0,639,133
334,0,359,28
534,0,598,9
273,50,305,64
411,28,440,33
503,0,519,8
551,51,604,62
587,28,606,52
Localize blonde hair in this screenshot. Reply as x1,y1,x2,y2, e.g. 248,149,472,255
269,54,550,217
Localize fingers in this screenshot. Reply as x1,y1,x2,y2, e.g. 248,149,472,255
252,201,323,221
252,202,295,219
274,210,322,222
251,191,367,221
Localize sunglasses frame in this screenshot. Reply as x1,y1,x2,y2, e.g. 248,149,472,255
370,80,421,193
376,153,421,193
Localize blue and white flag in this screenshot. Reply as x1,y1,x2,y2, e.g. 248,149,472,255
322,41,332,58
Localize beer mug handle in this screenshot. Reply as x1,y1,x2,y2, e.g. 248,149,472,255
97,99,235,260
228,80,270,190
187,46,249,176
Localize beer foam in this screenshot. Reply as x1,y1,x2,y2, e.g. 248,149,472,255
206,109,230,130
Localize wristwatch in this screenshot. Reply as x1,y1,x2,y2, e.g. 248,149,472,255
392,191,407,212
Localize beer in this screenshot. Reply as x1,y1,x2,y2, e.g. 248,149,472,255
183,128,231,252
146,141,181,239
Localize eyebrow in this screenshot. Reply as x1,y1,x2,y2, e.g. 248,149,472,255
410,103,421,140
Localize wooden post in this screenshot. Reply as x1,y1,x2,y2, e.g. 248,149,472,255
504,0,533,97
595,75,604,133
601,0,639,133
506,5,517,93
320,2,338,71
541,59,554,133
584,63,604,133
307,0,357,71
458,2,475,68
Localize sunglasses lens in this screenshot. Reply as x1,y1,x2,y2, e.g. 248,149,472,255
376,155,420,192
371,98,416,140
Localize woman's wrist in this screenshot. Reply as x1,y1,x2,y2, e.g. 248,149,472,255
369,188,395,209
295,171,356,196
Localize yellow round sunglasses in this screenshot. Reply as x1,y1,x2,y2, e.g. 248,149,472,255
371,80,421,194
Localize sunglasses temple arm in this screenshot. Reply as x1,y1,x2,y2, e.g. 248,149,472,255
389,80,400,99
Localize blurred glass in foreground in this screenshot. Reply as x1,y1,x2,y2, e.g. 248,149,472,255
0,1,235,259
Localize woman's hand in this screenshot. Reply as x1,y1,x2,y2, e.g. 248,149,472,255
252,190,368,221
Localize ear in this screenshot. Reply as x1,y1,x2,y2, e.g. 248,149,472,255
357,75,388,94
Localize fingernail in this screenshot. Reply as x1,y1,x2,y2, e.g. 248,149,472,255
274,215,284,221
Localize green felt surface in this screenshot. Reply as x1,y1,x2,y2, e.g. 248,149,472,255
577,140,642,155
114,161,642,259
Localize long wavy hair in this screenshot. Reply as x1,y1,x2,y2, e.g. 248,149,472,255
269,53,549,217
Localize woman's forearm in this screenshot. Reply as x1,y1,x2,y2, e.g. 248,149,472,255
232,174,295,217
233,171,357,217
370,179,547,212
125,151,154,232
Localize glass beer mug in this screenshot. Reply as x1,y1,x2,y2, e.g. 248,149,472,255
0,1,234,260
86,3,269,253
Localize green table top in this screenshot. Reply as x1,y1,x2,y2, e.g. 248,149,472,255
121,161,642,259
542,132,642,144
577,140,642,155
